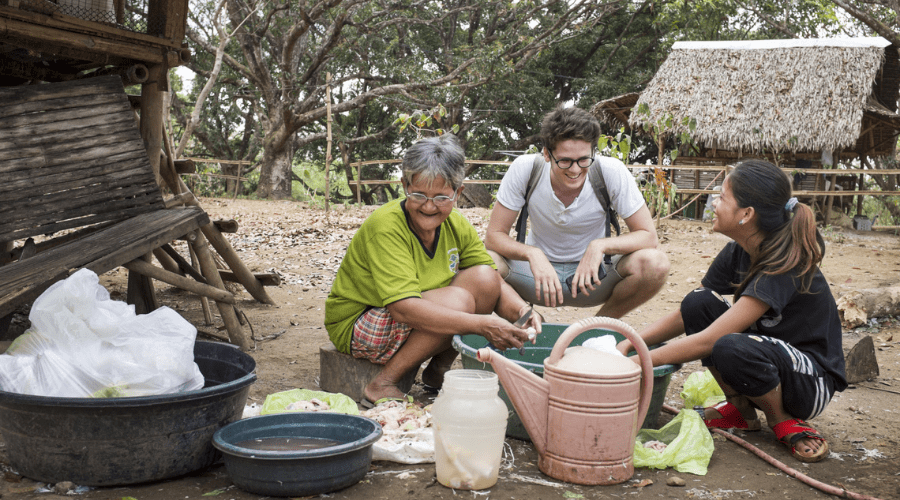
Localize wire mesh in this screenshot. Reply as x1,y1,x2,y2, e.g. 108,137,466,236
13,0,164,35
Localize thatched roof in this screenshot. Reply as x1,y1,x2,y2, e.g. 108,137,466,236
592,93,640,129
625,37,897,154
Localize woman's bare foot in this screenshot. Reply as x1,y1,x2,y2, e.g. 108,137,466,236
363,379,406,405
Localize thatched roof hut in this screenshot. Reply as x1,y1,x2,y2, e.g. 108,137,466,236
592,37,900,161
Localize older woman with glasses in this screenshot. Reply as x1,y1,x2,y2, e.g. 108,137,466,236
485,106,669,317
326,134,540,407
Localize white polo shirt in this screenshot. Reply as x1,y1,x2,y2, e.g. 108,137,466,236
495,154,645,262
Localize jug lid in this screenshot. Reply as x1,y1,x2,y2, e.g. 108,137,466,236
554,346,640,375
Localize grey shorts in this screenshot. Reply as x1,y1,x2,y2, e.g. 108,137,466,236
498,254,624,307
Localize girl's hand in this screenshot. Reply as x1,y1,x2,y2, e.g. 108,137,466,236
616,339,633,357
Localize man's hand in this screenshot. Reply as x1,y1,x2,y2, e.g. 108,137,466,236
570,239,607,298
528,249,564,307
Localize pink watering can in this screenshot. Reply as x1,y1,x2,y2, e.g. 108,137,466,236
477,316,653,485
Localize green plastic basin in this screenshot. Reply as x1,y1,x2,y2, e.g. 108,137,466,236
451,323,681,441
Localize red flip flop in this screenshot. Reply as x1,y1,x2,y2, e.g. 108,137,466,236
772,418,829,463
695,401,762,431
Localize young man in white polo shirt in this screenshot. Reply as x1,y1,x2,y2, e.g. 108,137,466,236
485,106,669,317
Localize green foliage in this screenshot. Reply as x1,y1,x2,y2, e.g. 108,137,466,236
173,0,873,203
393,105,460,137
291,160,378,209
598,128,632,163
654,0,854,45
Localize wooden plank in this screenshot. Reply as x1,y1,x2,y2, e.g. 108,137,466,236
1,190,164,237
0,160,162,203
0,17,168,63
0,5,186,49
0,207,210,318
0,93,127,124
0,101,134,136
0,133,146,172
0,153,154,193
0,120,141,161
3,181,161,215
0,76,124,108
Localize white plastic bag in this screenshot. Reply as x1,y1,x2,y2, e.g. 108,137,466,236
0,269,204,397
372,428,435,464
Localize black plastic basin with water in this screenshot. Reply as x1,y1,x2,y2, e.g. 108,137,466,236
0,340,256,486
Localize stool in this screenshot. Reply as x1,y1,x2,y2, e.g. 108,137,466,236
318,345,417,403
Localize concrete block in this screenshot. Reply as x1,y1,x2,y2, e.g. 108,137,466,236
318,344,416,402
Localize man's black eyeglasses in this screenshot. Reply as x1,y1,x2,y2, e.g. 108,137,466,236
548,149,595,169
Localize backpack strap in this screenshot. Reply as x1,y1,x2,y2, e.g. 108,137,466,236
587,162,621,238
514,154,545,243
514,155,621,251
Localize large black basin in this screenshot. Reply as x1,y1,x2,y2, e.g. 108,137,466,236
0,340,256,486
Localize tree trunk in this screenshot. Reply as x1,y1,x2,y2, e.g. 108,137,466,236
256,140,293,199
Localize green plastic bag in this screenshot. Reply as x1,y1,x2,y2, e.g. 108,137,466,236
633,408,715,475
680,369,726,409
260,389,359,416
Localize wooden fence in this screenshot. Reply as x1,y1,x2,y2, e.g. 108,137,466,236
348,159,900,227
181,158,254,198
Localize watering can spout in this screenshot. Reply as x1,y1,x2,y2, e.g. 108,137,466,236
476,348,550,455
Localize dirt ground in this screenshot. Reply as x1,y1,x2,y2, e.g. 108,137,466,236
2,198,899,500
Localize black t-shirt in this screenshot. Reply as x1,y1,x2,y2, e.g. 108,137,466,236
701,241,847,391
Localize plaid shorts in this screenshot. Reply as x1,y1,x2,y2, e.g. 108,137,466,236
350,307,413,365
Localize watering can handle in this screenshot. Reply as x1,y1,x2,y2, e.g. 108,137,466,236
547,317,655,430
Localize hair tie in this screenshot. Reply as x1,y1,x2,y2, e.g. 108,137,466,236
785,197,798,212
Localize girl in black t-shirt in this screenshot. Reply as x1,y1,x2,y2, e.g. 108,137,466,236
617,159,845,463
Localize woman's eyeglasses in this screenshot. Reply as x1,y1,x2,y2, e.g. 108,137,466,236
548,149,595,170
405,191,457,207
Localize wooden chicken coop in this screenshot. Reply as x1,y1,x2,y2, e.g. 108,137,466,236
0,0,275,350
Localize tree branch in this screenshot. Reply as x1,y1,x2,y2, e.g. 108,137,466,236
832,0,900,46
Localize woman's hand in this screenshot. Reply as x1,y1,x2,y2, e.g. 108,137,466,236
524,307,543,345
527,249,564,307
480,316,531,351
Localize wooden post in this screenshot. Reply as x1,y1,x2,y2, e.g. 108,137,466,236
825,172,837,227
857,171,865,215
152,246,181,274
325,72,332,212
189,243,214,325
140,64,166,186
124,258,236,304
126,253,159,315
160,126,275,306
232,162,243,199
357,163,362,204
188,230,247,350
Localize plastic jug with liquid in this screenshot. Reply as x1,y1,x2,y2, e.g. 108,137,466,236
432,370,508,489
